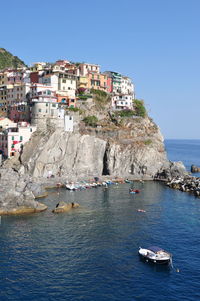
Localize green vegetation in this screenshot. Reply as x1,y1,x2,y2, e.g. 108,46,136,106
68,107,79,112
133,99,146,117
78,94,92,100
0,48,27,70
66,107,83,114
144,139,152,145
83,115,98,127
91,89,108,98
91,89,110,110
115,109,135,118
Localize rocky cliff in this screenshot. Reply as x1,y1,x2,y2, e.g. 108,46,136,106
18,114,183,180
0,106,187,214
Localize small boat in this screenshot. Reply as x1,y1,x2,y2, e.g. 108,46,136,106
66,183,77,190
138,246,172,265
137,209,146,213
129,189,140,194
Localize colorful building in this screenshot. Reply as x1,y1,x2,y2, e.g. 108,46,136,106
0,122,36,158
104,71,122,94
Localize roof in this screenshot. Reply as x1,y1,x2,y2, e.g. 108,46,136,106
148,246,164,253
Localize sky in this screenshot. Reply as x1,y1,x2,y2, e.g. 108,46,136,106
1,0,200,139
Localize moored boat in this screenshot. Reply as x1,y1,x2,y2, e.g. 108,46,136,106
138,246,172,265
129,189,140,194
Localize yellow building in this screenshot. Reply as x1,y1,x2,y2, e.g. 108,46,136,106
0,86,7,116
77,76,89,89
30,62,46,72
0,71,8,86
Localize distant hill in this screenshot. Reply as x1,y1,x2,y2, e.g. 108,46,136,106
0,48,27,70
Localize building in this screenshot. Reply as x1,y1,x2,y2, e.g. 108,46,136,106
6,83,31,122
0,117,17,129
64,114,73,132
111,94,133,110
87,72,110,92
79,63,100,76
104,71,122,94
30,62,47,72
0,86,7,116
77,76,88,90
121,76,134,96
57,94,76,108
0,71,8,86
0,122,36,158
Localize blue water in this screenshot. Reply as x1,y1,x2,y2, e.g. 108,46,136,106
1,140,200,301
165,139,200,176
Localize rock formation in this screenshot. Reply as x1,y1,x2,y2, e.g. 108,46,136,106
191,165,200,173
18,116,179,180
0,111,187,214
0,168,47,215
52,201,79,213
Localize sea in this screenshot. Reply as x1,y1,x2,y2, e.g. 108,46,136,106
0,139,200,301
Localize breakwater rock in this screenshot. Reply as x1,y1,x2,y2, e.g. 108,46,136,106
0,168,47,215
52,201,79,213
191,165,200,173
167,175,200,197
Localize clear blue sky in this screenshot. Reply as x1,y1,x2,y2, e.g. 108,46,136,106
1,0,200,139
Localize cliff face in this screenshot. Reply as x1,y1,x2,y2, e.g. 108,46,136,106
0,113,187,214
18,116,170,180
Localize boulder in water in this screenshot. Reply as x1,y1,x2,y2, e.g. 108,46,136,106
191,165,200,173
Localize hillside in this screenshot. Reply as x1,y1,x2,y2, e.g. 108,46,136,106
0,48,26,70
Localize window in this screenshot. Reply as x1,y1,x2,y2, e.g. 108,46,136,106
52,104,56,107
39,109,41,112
20,136,23,141
12,136,14,140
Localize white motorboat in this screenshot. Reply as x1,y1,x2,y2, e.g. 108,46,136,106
138,246,172,265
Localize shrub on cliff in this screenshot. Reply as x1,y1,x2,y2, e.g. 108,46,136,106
91,89,108,98
115,109,135,117
83,115,98,127
133,99,146,117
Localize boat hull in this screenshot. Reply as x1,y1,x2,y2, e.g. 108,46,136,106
139,254,170,265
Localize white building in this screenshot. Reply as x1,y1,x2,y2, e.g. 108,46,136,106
0,117,17,129
57,73,77,98
64,115,73,132
0,122,36,158
39,74,59,91
79,63,100,76
30,83,55,99
111,95,133,110
40,73,77,99
121,76,134,96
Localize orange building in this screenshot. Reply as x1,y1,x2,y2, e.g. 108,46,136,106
87,72,110,92
57,94,76,108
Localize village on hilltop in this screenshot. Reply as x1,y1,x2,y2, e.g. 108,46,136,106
0,59,135,159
